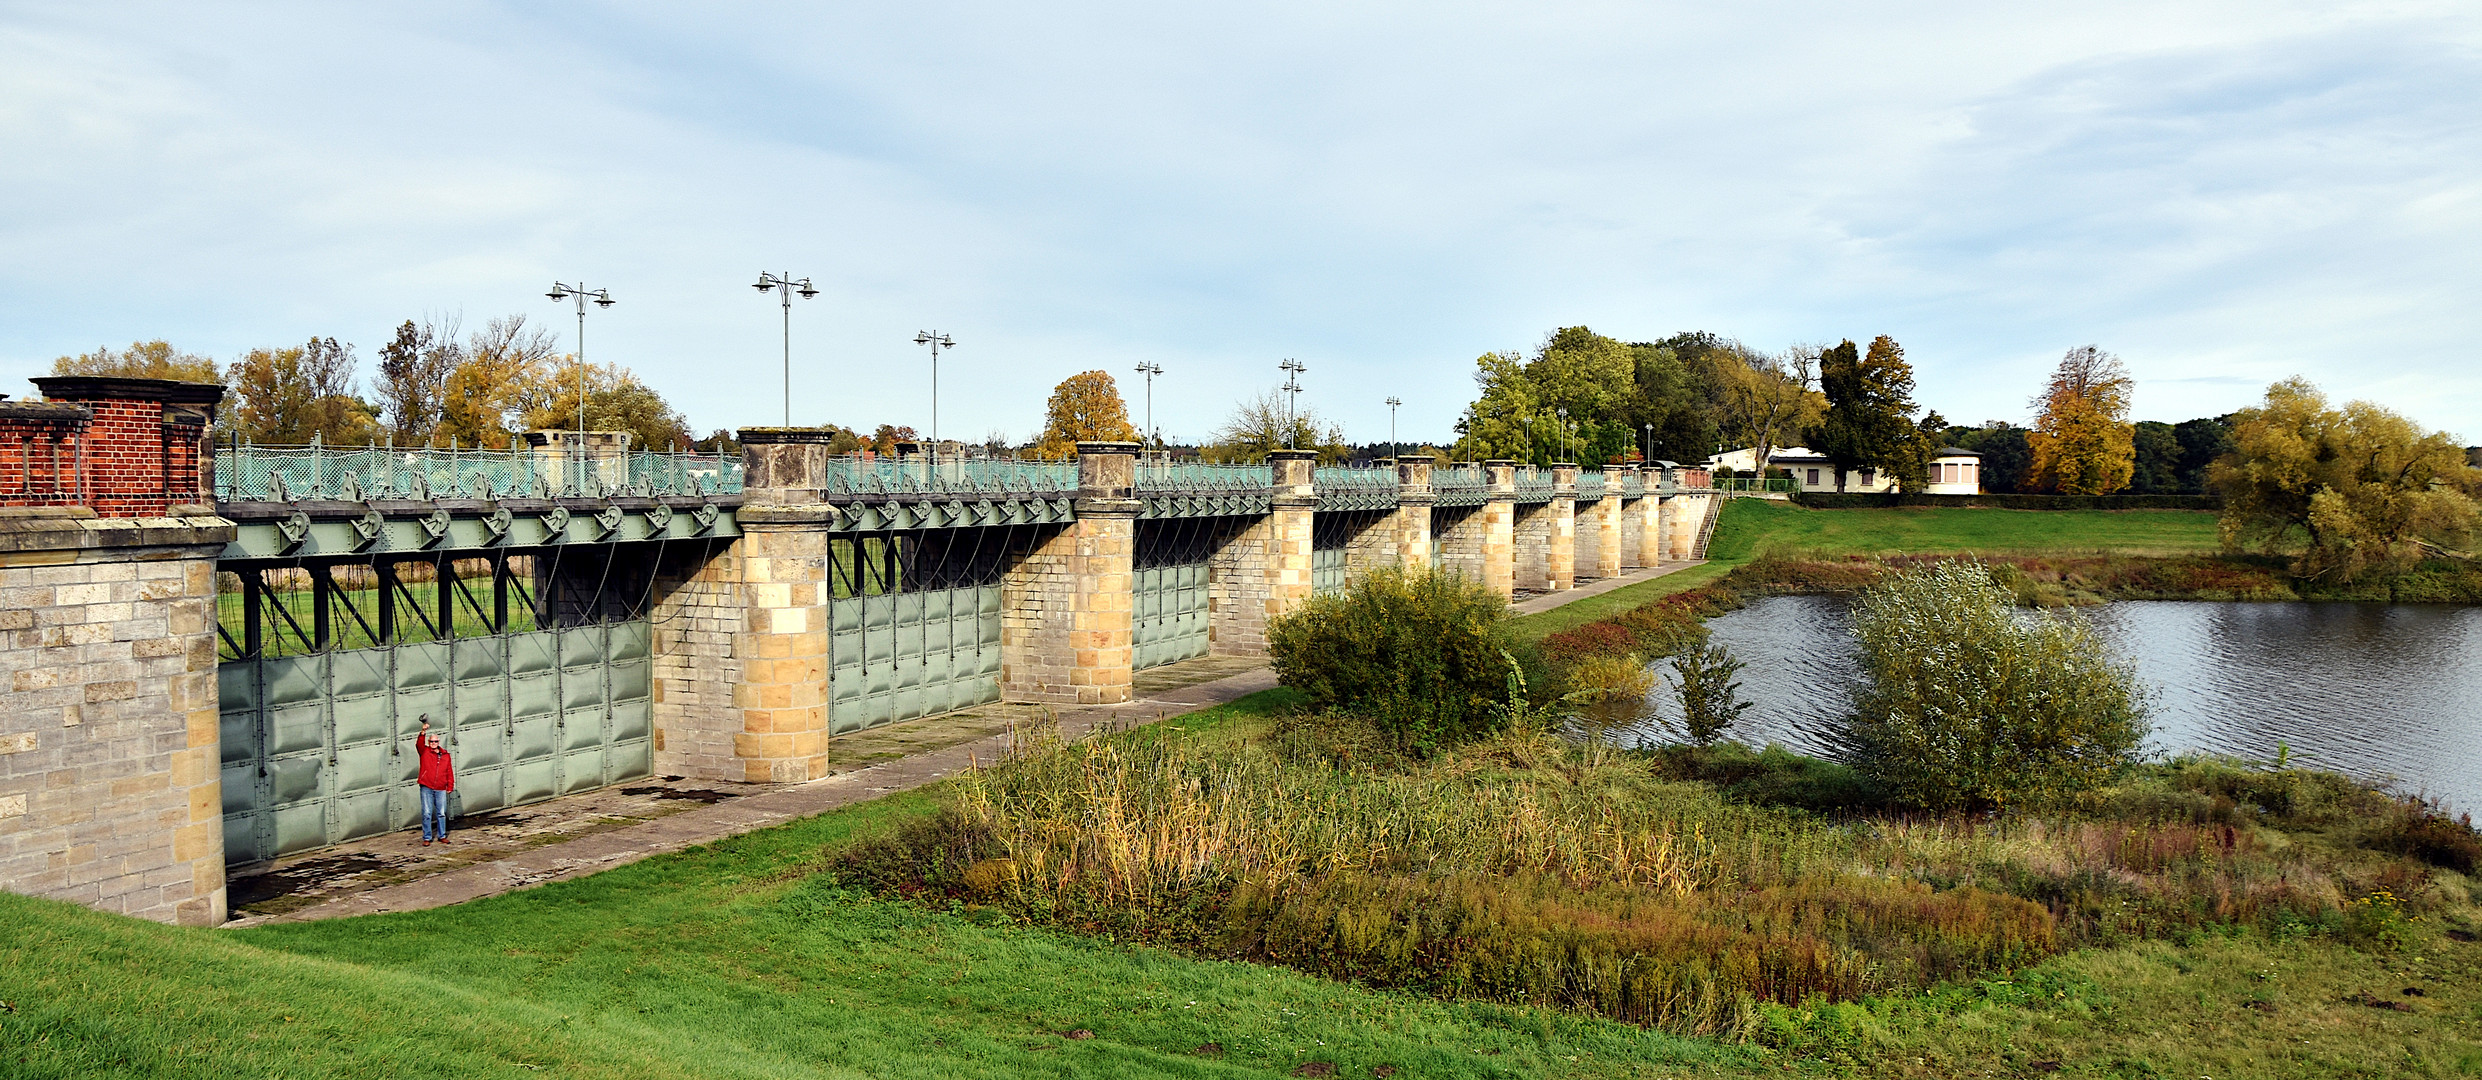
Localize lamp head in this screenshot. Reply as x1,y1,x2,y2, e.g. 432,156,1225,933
547,287,566,300
594,294,616,307
754,275,774,291
798,285,818,299
914,331,931,344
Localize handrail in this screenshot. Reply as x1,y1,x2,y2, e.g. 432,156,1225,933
215,443,742,501
1313,465,1398,511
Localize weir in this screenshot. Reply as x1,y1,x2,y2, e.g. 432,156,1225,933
0,376,1715,924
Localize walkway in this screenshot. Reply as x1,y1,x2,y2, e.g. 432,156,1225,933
222,563,1701,927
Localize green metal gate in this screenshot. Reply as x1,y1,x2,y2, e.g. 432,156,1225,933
217,622,652,864
1312,546,1348,596
827,586,1002,733
1133,564,1209,670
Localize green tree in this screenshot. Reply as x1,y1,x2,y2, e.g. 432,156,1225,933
1834,560,2150,810
1810,336,1918,490
2172,416,2234,495
1948,422,2033,493
2211,378,2480,581
375,316,462,443
1622,338,1720,464
2025,345,2136,495
1709,343,1821,474
1667,641,1750,746
1027,370,1139,459
228,337,379,445
2129,420,2182,494
49,340,220,383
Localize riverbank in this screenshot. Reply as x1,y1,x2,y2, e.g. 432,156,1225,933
7,690,2480,1079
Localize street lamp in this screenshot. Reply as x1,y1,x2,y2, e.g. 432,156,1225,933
1133,362,1163,453
1278,358,1306,449
1556,407,1569,463
1385,397,1401,458
913,331,955,459
546,281,615,487
1643,423,1653,465
753,272,819,428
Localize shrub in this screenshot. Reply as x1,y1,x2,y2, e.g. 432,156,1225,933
1832,560,2151,810
1269,565,1513,752
1668,641,1750,745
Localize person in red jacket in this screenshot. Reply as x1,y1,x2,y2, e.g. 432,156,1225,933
414,717,455,845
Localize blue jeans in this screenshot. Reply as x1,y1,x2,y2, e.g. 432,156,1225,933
420,786,451,841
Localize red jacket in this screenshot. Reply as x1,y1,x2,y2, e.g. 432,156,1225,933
416,735,455,791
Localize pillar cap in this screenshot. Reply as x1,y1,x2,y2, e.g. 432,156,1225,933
737,427,847,445
1395,453,1436,465
1267,449,1317,462
32,376,224,406
1076,440,1143,454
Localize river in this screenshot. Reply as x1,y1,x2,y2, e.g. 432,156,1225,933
1629,596,2482,813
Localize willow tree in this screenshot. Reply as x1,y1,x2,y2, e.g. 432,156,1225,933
2026,346,2137,495
2212,378,2480,581
1028,370,1139,459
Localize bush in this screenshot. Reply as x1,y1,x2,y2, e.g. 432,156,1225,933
1269,565,1514,752
1833,560,2151,810
1668,641,1750,745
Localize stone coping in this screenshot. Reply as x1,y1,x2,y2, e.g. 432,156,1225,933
0,513,235,554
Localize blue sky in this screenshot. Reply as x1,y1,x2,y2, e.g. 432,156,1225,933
2,2,2476,446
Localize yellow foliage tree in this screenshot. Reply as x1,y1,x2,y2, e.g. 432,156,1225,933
2212,377,2480,581
2025,345,2136,495
50,340,221,383
1028,370,1139,460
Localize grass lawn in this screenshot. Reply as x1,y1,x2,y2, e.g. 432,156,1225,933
1511,499,2222,643
7,692,2479,1078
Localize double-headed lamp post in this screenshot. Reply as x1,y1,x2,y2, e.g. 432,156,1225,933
1133,362,1163,452
546,281,615,480
753,272,819,427
1385,396,1402,458
1278,358,1306,449
913,331,955,459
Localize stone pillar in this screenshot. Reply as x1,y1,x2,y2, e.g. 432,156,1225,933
648,539,745,782
721,428,840,783
1394,456,1435,568
1515,465,1577,593
1631,470,1664,568
1438,461,1515,600
1002,442,1136,703
1,377,232,926
1581,485,1622,580
523,429,634,494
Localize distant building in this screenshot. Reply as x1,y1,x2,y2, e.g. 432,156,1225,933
1706,445,1982,495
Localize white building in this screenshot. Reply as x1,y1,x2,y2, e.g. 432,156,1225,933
1706,445,1982,495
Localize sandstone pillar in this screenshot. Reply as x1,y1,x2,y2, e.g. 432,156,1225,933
1580,484,1622,580
1394,455,1435,569
1002,442,1136,703
1632,470,1664,568
1437,461,1515,600
716,428,842,783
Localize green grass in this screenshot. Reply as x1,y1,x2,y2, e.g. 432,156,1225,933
6,692,2480,1078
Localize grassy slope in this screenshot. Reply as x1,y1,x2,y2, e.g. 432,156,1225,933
1511,500,2221,643
6,693,2480,1078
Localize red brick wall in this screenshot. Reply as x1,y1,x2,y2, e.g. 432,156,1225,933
1,380,217,517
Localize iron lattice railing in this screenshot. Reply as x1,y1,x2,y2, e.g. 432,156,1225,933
1574,470,1607,502
1618,471,1645,497
1135,460,1273,496
1511,467,1556,503
811,456,1077,499
1313,466,1399,511
1431,466,1488,507
215,443,741,501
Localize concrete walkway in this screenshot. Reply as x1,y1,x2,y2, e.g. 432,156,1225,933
1508,559,1705,615
223,562,1701,927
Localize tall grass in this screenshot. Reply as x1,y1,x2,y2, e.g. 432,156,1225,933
833,713,2478,1035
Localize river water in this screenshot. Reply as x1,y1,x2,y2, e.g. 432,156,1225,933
1629,596,2482,813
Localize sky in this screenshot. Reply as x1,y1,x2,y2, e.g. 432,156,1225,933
2,2,2477,447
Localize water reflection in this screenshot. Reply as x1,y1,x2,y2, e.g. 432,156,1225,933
1631,596,2482,813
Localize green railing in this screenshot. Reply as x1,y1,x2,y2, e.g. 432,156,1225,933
814,456,1077,498
1135,460,1272,496
216,443,740,501
1431,466,1488,508
1511,467,1556,503
1618,471,1645,497
1313,466,1398,512
1575,470,1607,501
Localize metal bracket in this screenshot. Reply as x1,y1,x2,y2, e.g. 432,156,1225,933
417,508,451,546
592,504,624,539
540,506,571,536
482,505,513,540
276,510,311,550
406,471,430,500
645,502,673,532
268,473,291,503
337,474,363,502
690,503,719,534
350,507,385,550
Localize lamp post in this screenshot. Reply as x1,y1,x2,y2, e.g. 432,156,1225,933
546,281,615,488
1385,397,1401,458
1278,358,1306,449
1133,362,1163,453
913,331,955,459
1642,423,1653,465
753,272,819,427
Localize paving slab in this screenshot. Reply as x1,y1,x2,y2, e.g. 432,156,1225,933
1508,559,1705,615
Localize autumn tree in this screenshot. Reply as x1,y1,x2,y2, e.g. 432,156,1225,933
1027,370,1140,460
2025,345,2137,495
228,337,379,444
437,315,559,448
1712,343,1822,475
49,340,221,383
2211,377,2480,581
520,361,692,451
1810,336,1920,491
375,316,463,442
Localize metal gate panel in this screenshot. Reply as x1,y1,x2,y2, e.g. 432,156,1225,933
1134,564,1209,670
1312,547,1348,596
219,619,654,867
828,584,1001,735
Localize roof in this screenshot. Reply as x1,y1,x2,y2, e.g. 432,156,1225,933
1931,447,1982,458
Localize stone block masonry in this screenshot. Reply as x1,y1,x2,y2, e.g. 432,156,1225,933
1207,450,1315,656
1436,461,1516,599
648,538,746,782
1002,442,1138,704
0,376,234,926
